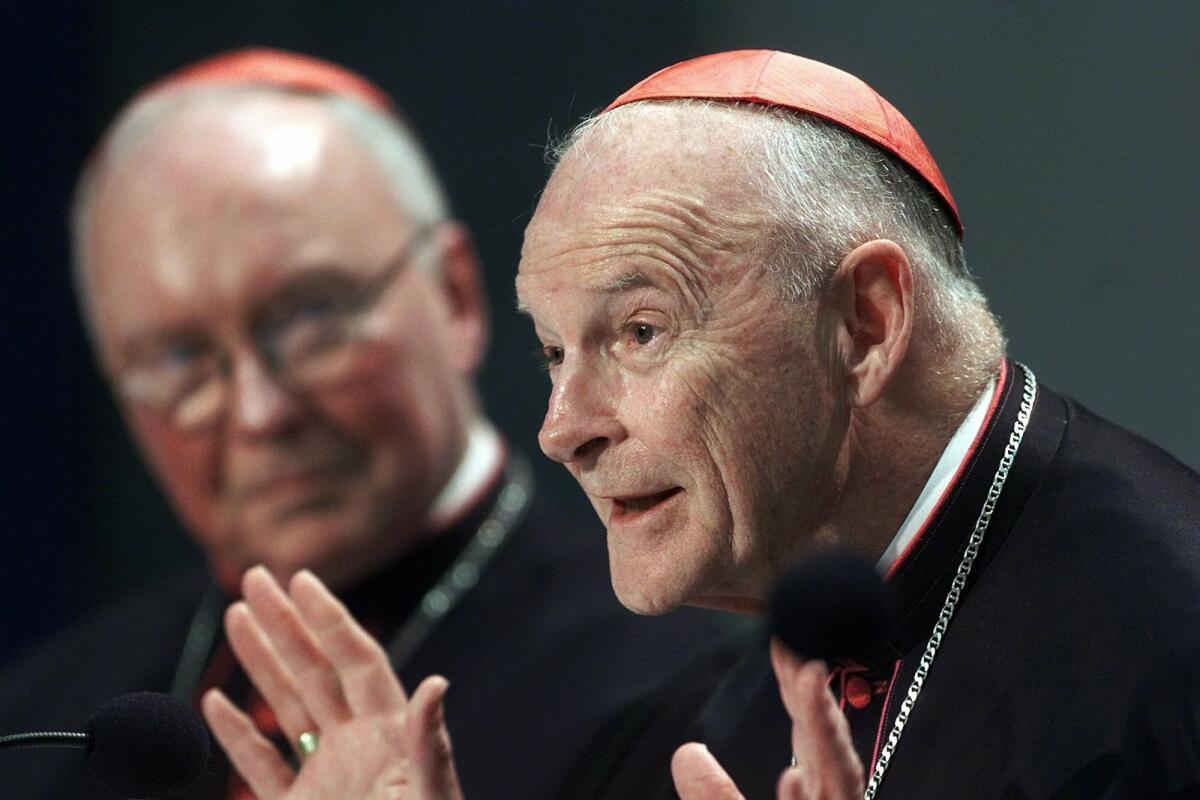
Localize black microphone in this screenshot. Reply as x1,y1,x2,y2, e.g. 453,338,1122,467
0,691,210,798
768,549,894,665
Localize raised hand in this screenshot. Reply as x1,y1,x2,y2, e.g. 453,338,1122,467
671,639,864,800
201,566,464,800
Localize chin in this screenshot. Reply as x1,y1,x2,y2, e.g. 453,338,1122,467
606,519,718,616
223,514,353,583
612,586,683,616
609,559,695,616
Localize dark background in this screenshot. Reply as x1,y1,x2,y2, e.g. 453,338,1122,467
2,2,1197,661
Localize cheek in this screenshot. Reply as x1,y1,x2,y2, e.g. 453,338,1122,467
314,355,456,500
642,354,774,522
627,367,731,509
319,361,447,452
129,414,220,534
316,379,395,441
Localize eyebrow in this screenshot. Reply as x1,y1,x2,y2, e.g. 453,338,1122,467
515,269,658,317
596,269,657,294
600,268,714,318
120,266,363,352
515,266,713,321
119,325,212,364
254,268,359,310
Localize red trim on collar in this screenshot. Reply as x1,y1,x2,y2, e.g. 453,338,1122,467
869,659,905,772
883,360,1009,581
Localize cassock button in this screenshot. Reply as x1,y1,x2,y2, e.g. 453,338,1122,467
845,675,873,710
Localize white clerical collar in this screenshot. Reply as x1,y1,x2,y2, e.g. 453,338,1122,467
876,377,999,574
426,419,504,530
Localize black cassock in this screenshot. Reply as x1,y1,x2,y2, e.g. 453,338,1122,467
568,360,1200,799
0,449,745,800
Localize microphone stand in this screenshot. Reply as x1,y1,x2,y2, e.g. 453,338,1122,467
0,731,90,751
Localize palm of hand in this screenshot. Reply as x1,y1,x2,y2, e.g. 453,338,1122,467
202,568,462,800
285,711,408,800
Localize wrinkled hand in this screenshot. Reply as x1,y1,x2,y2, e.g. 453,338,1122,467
671,639,864,800
201,566,464,800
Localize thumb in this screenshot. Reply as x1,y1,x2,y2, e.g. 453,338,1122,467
405,675,464,800
671,742,746,800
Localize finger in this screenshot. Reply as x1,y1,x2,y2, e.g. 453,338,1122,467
769,638,815,721
290,569,409,716
224,601,317,744
770,640,864,799
201,688,293,800
405,676,464,800
241,566,349,726
777,766,806,800
671,742,746,800
793,663,863,798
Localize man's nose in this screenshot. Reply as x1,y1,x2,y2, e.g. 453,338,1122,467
538,362,623,466
227,349,303,438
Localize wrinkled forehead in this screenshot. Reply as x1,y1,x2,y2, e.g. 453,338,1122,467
518,103,773,299
540,102,768,221
527,105,770,248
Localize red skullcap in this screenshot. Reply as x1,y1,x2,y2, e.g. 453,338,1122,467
605,50,962,236
136,47,393,111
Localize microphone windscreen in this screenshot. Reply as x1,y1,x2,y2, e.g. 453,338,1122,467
85,692,210,798
768,549,893,665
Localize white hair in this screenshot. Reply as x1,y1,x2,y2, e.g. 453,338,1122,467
70,84,450,334
550,100,1005,390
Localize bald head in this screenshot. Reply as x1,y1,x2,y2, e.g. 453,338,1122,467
526,103,770,286
73,85,447,333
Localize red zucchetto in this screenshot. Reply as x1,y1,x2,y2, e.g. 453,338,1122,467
136,47,393,111
605,50,961,236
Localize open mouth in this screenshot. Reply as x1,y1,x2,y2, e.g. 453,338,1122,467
612,487,683,517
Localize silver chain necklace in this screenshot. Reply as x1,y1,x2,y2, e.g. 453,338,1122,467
169,452,535,699
863,363,1037,799
385,452,534,666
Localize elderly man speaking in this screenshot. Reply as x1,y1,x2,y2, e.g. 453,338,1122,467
203,51,1200,799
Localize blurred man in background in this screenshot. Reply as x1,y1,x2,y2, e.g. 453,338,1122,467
0,48,740,800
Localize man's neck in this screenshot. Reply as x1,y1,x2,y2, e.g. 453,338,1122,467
825,371,996,564
877,377,998,571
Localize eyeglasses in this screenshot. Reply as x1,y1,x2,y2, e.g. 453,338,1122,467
113,224,438,430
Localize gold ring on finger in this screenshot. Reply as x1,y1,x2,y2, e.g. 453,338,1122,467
297,730,320,761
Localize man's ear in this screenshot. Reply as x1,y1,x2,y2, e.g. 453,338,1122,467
825,239,914,408
432,221,489,375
